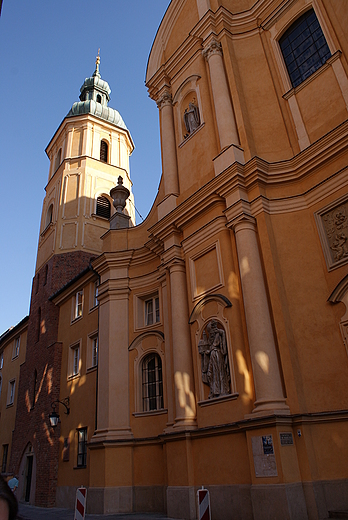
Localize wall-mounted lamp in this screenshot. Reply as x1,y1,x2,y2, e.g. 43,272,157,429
49,397,70,428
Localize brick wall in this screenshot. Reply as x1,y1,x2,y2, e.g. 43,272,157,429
9,251,93,507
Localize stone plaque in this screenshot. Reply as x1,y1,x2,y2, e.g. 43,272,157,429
315,195,348,270
252,435,277,477
280,432,294,446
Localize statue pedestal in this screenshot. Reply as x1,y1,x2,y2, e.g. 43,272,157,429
110,212,130,229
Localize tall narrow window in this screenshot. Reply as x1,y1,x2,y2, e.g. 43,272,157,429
0,352,3,369
96,196,111,219
93,281,99,308
100,140,108,163
92,337,98,368
45,204,53,228
96,94,102,103
8,380,15,406
74,291,83,320
37,308,41,342
1,445,8,473
279,9,331,88
13,337,20,359
55,148,62,171
0,376,2,398
32,369,38,409
142,353,163,412
77,427,87,467
73,346,80,376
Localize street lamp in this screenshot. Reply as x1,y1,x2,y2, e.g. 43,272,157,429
49,397,70,428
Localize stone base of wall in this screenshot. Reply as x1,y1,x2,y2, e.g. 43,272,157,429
56,479,348,520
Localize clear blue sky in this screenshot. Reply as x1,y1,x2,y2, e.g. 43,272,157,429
0,1,171,334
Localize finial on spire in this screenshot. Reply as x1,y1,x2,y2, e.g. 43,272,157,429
93,48,101,77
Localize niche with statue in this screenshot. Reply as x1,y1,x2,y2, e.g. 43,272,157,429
198,319,231,399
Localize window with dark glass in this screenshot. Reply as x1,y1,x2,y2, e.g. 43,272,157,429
96,196,111,219
1,445,8,473
100,140,108,163
279,9,331,88
142,353,163,412
77,427,87,467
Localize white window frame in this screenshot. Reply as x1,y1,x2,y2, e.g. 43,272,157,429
87,332,98,370
12,337,20,359
7,379,15,406
68,341,81,379
0,352,3,370
90,280,99,310
73,290,84,321
144,296,160,326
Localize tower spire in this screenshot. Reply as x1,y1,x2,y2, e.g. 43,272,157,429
93,48,101,77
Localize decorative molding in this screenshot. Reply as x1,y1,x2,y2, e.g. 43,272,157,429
189,241,225,300
156,90,173,109
189,293,232,324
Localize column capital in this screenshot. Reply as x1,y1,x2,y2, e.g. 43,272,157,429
202,38,222,61
229,213,257,234
156,89,173,109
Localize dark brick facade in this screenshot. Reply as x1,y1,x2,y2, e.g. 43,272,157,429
9,251,93,507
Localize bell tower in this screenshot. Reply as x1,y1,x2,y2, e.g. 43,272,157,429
36,52,135,271
10,55,135,508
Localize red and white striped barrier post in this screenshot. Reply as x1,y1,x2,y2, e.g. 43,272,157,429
74,486,87,520
197,486,211,520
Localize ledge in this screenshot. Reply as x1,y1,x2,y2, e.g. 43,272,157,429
198,393,239,407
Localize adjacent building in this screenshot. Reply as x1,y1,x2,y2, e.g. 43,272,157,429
1,1,348,519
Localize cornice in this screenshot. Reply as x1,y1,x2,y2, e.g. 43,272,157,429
92,250,134,276
147,120,348,241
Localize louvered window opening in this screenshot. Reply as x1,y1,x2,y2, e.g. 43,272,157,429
279,10,331,88
142,354,164,412
96,196,111,219
100,141,108,163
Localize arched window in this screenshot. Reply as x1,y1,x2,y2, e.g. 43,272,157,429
100,140,108,163
279,9,331,88
96,196,111,219
142,353,163,412
46,204,53,228
96,94,102,103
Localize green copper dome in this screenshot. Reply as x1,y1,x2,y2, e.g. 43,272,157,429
67,54,128,130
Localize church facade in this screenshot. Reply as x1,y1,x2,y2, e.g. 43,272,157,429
1,0,348,519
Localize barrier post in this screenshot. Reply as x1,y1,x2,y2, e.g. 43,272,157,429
197,486,211,520
74,486,87,520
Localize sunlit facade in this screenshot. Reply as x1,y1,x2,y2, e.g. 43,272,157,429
2,0,348,518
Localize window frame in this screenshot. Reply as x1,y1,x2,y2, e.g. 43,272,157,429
100,140,109,164
73,290,84,321
0,352,3,370
77,427,87,468
12,337,20,359
7,379,15,406
68,341,81,379
95,195,111,219
279,8,331,89
1,444,8,473
142,353,164,412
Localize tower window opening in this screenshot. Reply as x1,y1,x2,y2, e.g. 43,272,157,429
45,204,53,229
96,196,111,219
100,140,108,163
279,9,331,88
96,94,102,103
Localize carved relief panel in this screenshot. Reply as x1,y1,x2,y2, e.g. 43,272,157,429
315,195,348,270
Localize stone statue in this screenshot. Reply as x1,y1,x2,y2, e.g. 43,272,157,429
184,101,200,135
198,320,230,399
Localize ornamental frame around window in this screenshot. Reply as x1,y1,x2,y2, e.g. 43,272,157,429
77,427,87,468
279,8,331,89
